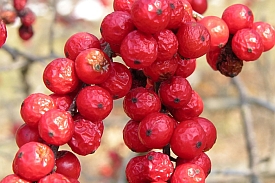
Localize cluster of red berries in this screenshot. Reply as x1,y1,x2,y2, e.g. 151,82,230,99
204,4,275,77
0,0,36,41
0,0,275,182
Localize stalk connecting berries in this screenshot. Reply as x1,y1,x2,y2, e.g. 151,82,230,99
0,0,275,182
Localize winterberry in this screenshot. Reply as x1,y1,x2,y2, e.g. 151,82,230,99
0,174,31,183
18,24,34,40
15,123,42,148
13,0,27,11
37,173,71,183
0,19,7,47
191,0,208,14
175,56,196,78
170,163,206,182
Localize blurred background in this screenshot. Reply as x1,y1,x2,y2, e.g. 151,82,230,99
0,0,275,182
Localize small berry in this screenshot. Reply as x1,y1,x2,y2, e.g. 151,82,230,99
191,0,208,14
170,163,206,182
15,123,42,148
175,56,196,78
0,174,31,183
18,24,34,40
0,19,7,47
37,173,71,183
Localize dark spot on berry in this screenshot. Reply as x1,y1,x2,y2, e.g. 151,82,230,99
97,103,103,109
170,3,175,9
156,9,162,15
18,152,23,158
49,132,54,137
113,95,119,99
195,168,201,174
146,129,152,136
247,48,252,53
174,98,180,103
200,35,205,42
134,60,141,65
45,79,51,86
100,27,102,33
94,64,101,71
131,97,138,103
248,10,252,16
147,155,154,161
196,141,202,148
207,168,211,175
65,51,69,57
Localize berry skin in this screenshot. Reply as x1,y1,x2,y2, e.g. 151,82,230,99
68,117,102,156
191,0,208,14
18,24,34,40
206,48,219,71
0,19,7,47
15,123,42,148
252,21,275,52
19,8,36,27
221,4,254,34
123,119,152,153
131,0,171,34
20,93,56,127
166,0,186,30
12,142,55,181
231,28,264,61
113,0,135,13
75,48,111,84
123,87,161,121
0,9,17,24
138,112,176,149
64,32,101,61
170,163,206,183
0,174,31,183
158,76,193,109
49,93,73,111
120,30,158,69
125,155,149,183
175,56,196,78
100,11,135,45
99,61,133,99
76,85,113,122
177,22,211,59
13,0,27,11
38,109,74,146
43,58,80,94
198,16,229,50
55,150,81,179
170,119,206,160
37,173,71,183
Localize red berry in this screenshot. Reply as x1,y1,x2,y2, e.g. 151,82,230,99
131,0,171,34
55,150,81,179
175,56,196,78
198,16,229,50
177,22,211,59
37,173,71,183
191,0,207,14
138,112,176,149
19,8,36,26
123,87,161,121
113,0,135,13
0,19,7,47
0,9,17,24
12,142,55,181
123,119,152,152
15,123,42,148
18,24,34,40
170,119,206,160
68,117,102,155
158,76,192,109
231,28,263,61
100,11,135,45
252,21,275,52
13,0,27,11
43,58,80,94
49,93,73,111
166,0,186,30
170,163,206,183
125,155,149,183
38,109,74,146
120,30,158,69
64,32,101,61
206,48,220,71
20,93,56,127
76,85,113,122
0,174,31,183
99,61,133,99
221,4,254,34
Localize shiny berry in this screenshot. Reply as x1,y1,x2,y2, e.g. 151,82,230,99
177,22,211,59
123,87,161,121
131,0,171,34
15,123,42,148
175,56,196,78
113,0,135,13
75,48,111,84
120,30,158,69
191,0,207,14
0,174,31,183
232,28,263,61
138,112,176,149
49,93,73,111
170,119,206,160
12,142,55,181
125,155,148,183
166,0,186,30
0,19,7,47
43,58,80,94
76,85,113,122
37,173,71,183
206,48,219,71
222,4,254,34
64,32,101,61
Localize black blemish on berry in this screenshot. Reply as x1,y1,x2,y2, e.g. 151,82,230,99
49,132,54,137
196,141,202,148
45,79,51,86
247,48,253,53
18,152,23,158
65,51,69,58
134,60,141,65
100,27,102,33
146,129,152,136
156,9,163,15
170,3,175,9
200,35,205,42
147,155,154,161
97,103,103,109
131,97,138,103
248,10,253,16
174,98,180,103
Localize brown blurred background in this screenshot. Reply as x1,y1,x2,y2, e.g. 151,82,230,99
0,0,275,182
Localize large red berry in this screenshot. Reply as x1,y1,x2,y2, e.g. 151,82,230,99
15,123,42,148
38,109,74,146
120,30,158,69
43,58,80,94
55,150,81,179
131,0,171,34
12,142,55,181
0,19,7,47
170,119,206,160
0,174,31,183
206,48,220,71
123,87,161,121
64,32,101,61
76,85,113,122
166,0,186,30
175,56,196,78
37,173,71,183
158,76,192,109
99,61,133,99
252,21,275,52
177,22,211,59
221,4,254,34
170,163,206,183
123,119,152,153
191,0,207,14
231,28,264,61
125,155,149,183
138,112,176,149
75,48,111,84
20,93,56,127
